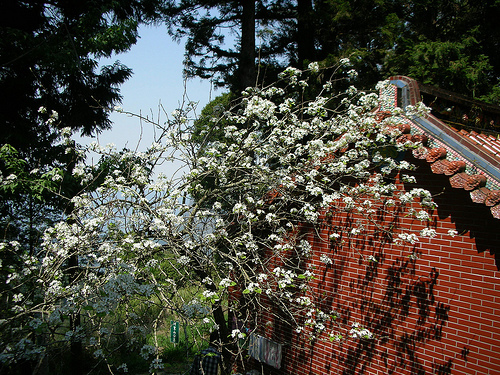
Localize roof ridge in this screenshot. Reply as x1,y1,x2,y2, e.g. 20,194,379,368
385,76,500,219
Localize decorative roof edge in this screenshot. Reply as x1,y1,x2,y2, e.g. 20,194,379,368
383,76,500,219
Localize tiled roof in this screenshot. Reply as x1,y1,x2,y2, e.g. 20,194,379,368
458,129,500,158
381,76,500,219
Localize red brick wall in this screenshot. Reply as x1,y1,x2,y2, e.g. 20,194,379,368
250,157,500,375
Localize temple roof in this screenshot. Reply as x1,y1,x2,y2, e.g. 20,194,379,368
381,76,500,219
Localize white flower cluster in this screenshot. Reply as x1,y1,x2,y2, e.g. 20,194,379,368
349,323,373,339
219,278,234,288
272,267,298,289
399,188,435,208
420,228,437,238
231,329,246,339
278,66,302,84
243,282,261,294
397,232,419,244
296,296,312,306
202,290,219,301
243,96,277,120
140,344,157,360
320,254,333,265
177,256,190,265
2,62,441,369
307,61,319,73
299,239,312,256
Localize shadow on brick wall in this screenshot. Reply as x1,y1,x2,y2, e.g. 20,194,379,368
409,160,500,270
303,211,454,375
244,158,498,374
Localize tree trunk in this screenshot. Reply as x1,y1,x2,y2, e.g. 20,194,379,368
297,0,315,67
68,253,83,375
211,303,231,375
237,0,256,92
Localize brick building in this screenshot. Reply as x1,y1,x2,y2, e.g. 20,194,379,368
244,77,500,375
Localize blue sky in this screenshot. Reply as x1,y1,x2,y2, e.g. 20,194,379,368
85,25,220,151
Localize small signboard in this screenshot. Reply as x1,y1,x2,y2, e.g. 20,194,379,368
248,333,282,369
170,321,180,344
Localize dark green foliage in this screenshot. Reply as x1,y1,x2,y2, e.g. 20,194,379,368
383,0,500,103
393,36,491,97
160,338,196,363
164,0,297,91
0,1,138,229
0,0,166,242
308,0,500,102
192,93,234,145
1,1,135,147
166,0,500,103
0,2,165,372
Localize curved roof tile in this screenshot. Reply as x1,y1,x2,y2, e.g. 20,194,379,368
382,76,500,219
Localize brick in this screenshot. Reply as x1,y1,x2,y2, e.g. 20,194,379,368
462,272,489,284
250,175,500,375
459,283,486,295
448,251,473,261
470,338,493,352
443,269,464,280
475,310,495,324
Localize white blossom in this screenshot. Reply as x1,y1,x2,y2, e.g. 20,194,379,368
231,329,245,339
339,58,351,67
397,232,419,244
177,256,190,265
320,254,333,265
347,69,358,80
308,62,319,73
349,322,373,339
420,228,436,238
219,278,233,288
2,62,440,369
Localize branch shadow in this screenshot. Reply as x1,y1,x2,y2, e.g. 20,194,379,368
304,206,453,375
408,158,500,270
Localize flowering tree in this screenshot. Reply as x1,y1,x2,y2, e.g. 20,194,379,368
0,62,437,374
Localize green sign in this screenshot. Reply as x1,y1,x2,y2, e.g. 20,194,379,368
170,321,180,344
